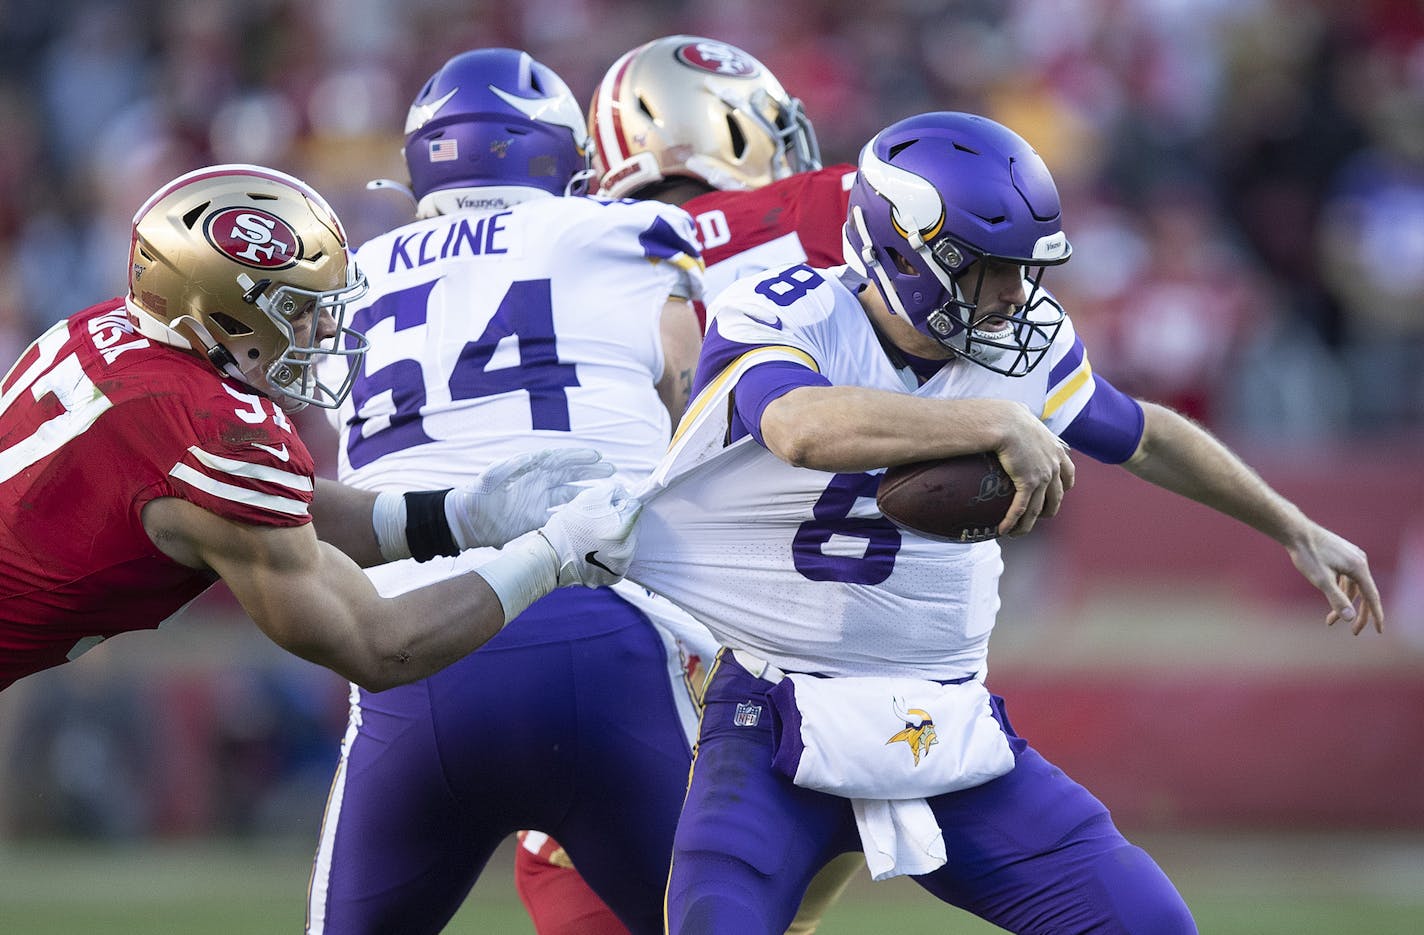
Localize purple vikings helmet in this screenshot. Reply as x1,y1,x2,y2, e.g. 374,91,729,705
843,112,1072,376
403,49,592,216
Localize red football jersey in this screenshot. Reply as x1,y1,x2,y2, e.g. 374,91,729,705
681,164,857,323
0,299,317,689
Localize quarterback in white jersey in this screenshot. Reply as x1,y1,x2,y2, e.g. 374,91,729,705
631,263,1095,679
305,50,711,935
511,36,866,935
639,113,1380,935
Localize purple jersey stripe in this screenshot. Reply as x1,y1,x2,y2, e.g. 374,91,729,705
1060,374,1144,464
1048,335,1086,387
638,215,699,261
730,360,831,447
691,320,757,396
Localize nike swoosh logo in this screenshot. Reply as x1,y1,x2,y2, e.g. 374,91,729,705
745,311,784,330
252,442,290,462
584,551,614,575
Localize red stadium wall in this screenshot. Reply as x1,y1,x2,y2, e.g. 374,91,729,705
997,673,1424,829
1048,436,1424,608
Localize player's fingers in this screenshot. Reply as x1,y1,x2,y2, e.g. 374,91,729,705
1348,571,1385,634
1057,444,1076,493
1041,469,1066,518
1320,574,1357,631
544,483,586,511
1363,603,1384,635
480,451,533,484
1342,574,1385,635
1338,574,1361,634
1003,481,1047,538
524,448,614,485
552,448,615,482
997,490,1031,537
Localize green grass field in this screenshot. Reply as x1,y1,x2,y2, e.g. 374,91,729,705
2,830,1421,934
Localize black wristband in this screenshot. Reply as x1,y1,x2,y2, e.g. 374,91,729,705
404,489,458,562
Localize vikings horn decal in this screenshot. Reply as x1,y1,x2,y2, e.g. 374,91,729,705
886,697,939,766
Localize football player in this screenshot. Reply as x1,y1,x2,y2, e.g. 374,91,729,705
302,49,712,935
513,35,864,935
627,111,1381,934
0,164,637,694
590,34,844,315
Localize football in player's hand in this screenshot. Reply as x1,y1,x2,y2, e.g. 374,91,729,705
875,453,1016,543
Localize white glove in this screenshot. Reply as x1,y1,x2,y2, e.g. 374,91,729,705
447,448,615,548
536,481,643,587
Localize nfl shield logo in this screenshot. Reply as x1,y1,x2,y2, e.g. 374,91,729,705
733,701,762,727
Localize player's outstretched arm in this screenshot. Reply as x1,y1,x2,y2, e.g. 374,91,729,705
310,448,615,567
1122,401,1383,634
141,482,641,690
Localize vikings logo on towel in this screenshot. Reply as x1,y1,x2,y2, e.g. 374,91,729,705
885,698,938,766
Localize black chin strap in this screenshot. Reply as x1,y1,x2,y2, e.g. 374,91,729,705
206,343,240,375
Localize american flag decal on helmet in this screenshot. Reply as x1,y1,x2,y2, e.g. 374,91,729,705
429,138,459,162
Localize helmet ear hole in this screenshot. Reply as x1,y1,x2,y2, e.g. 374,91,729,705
725,115,747,158
211,312,255,337
887,246,918,276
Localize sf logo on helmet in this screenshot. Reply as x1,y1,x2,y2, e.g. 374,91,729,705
676,41,759,77
206,207,302,270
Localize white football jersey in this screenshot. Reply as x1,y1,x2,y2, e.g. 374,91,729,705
329,194,702,491
324,193,718,686
629,263,1134,680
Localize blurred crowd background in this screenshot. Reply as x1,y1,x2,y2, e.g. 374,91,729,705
1,0,1422,843
2,0,1424,436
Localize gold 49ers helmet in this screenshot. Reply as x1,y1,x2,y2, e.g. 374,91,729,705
589,35,821,199
126,164,369,410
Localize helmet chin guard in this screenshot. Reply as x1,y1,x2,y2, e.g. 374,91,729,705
842,112,1072,377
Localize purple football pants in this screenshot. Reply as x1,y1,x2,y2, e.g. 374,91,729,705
307,587,693,935
666,651,1198,935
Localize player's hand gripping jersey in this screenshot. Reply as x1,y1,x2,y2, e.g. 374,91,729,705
0,301,315,689
629,264,1145,679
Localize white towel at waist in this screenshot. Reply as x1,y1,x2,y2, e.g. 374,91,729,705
764,665,1014,801
745,651,1016,882
851,798,946,882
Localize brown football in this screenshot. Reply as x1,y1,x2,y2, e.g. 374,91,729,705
875,452,1016,543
